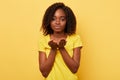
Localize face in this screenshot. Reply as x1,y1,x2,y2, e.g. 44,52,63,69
50,9,66,33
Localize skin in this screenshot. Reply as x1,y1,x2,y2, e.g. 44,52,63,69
39,8,82,78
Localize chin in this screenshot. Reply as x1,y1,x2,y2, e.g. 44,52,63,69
54,31,64,33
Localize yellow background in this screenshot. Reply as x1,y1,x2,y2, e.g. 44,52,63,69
0,0,120,80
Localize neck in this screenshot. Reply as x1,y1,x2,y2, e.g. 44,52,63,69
52,32,66,38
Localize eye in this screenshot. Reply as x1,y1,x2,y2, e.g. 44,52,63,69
51,17,56,21
61,18,65,21
60,17,66,21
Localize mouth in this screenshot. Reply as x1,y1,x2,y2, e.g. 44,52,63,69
54,26,61,29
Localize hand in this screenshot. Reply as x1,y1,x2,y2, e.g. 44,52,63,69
58,39,66,49
48,40,58,50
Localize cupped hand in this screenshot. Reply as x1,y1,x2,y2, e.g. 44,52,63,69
58,39,66,49
48,40,58,50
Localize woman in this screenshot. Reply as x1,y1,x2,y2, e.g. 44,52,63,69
38,2,82,80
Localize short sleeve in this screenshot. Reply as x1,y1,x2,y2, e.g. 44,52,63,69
73,35,82,48
38,33,46,52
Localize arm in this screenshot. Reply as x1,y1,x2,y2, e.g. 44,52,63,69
39,41,57,77
59,47,82,73
58,39,82,73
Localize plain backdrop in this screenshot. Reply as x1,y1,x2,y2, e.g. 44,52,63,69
0,0,120,80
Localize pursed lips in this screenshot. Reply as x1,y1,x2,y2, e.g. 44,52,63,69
54,26,61,29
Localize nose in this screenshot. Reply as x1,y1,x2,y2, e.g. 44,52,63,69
55,19,60,24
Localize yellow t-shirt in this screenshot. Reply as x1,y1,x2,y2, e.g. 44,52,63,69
38,33,82,80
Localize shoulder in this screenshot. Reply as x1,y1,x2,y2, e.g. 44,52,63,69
69,34,83,47
69,34,81,40
38,32,49,42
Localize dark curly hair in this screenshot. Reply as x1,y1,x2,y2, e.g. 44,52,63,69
41,2,76,35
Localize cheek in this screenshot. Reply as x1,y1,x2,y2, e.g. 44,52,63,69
50,22,54,27
62,21,66,26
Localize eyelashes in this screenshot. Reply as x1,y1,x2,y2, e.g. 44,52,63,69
51,17,66,21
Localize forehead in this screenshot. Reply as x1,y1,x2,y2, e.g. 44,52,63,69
53,8,66,17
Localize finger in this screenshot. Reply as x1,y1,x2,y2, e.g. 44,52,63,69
60,39,65,42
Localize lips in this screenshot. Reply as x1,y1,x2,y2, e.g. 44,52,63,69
54,26,61,29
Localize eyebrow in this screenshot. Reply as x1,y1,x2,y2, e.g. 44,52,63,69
53,16,66,18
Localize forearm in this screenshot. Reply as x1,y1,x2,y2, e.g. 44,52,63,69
40,49,57,77
59,48,79,73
